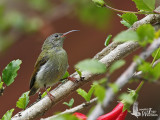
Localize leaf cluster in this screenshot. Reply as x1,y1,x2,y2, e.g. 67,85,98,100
63,98,75,108
119,89,138,112
77,80,106,103
114,24,155,46
77,84,96,102
138,61,160,81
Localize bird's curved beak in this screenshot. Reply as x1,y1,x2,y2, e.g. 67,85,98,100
61,30,79,38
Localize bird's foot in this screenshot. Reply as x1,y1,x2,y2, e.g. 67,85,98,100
80,77,85,81
68,76,85,82
67,76,78,82
37,92,42,100
60,76,85,83
46,90,54,101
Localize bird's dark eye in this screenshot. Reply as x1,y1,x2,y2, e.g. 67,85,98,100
54,34,58,38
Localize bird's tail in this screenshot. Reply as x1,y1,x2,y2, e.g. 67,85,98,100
29,87,39,96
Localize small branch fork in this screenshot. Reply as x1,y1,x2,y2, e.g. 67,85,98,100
12,6,160,120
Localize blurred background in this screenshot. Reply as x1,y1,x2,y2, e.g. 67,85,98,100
0,0,160,119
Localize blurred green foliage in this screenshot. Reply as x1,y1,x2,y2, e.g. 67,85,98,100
28,0,52,11
138,61,160,81
119,13,138,28
0,0,111,54
0,1,43,53
113,24,155,47
1,109,14,120
66,0,111,29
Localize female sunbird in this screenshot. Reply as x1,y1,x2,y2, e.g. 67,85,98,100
29,30,79,100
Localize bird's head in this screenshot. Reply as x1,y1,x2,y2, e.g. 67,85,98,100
42,30,79,50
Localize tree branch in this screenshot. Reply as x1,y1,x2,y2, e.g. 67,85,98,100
41,98,97,120
12,41,139,120
88,38,160,120
12,6,160,120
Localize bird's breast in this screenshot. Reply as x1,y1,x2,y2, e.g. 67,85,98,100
36,49,68,87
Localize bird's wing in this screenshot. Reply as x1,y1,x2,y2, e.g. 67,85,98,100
29,51,49,89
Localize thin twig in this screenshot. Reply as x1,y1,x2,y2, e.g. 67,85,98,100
104,4,160,14
135,81,144,94
41,98,97,120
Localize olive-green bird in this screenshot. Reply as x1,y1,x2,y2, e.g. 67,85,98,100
29,30,79,99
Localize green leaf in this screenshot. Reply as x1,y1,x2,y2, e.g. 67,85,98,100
63,98,74,108
62,71,70,79
113,30,139,42
132,0,155,12
98,78,107,85
119,93,133,104
63,102,69,106
108,83,119,93
152,48,160,60
2,108,14,120
138,61,160,81
0,82,4,89
119,93,133,111
87,84,96,101
119,89,138,112
92,0,105,7
120,13,138,28
94,83,105,103
68,98,74,107
16,91,30,109
75,59,107,74
75,69,82,77
120,20,132,28
151,47,160,66
109,60,125,74
155,29,160,39
55,113,79,120
136,24,155,46
76,84,95,102
41,87,51,98
77,88,89,101
104,35,112,46
2,59,22,86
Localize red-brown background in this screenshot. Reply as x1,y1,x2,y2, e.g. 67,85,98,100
0,0,160,120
